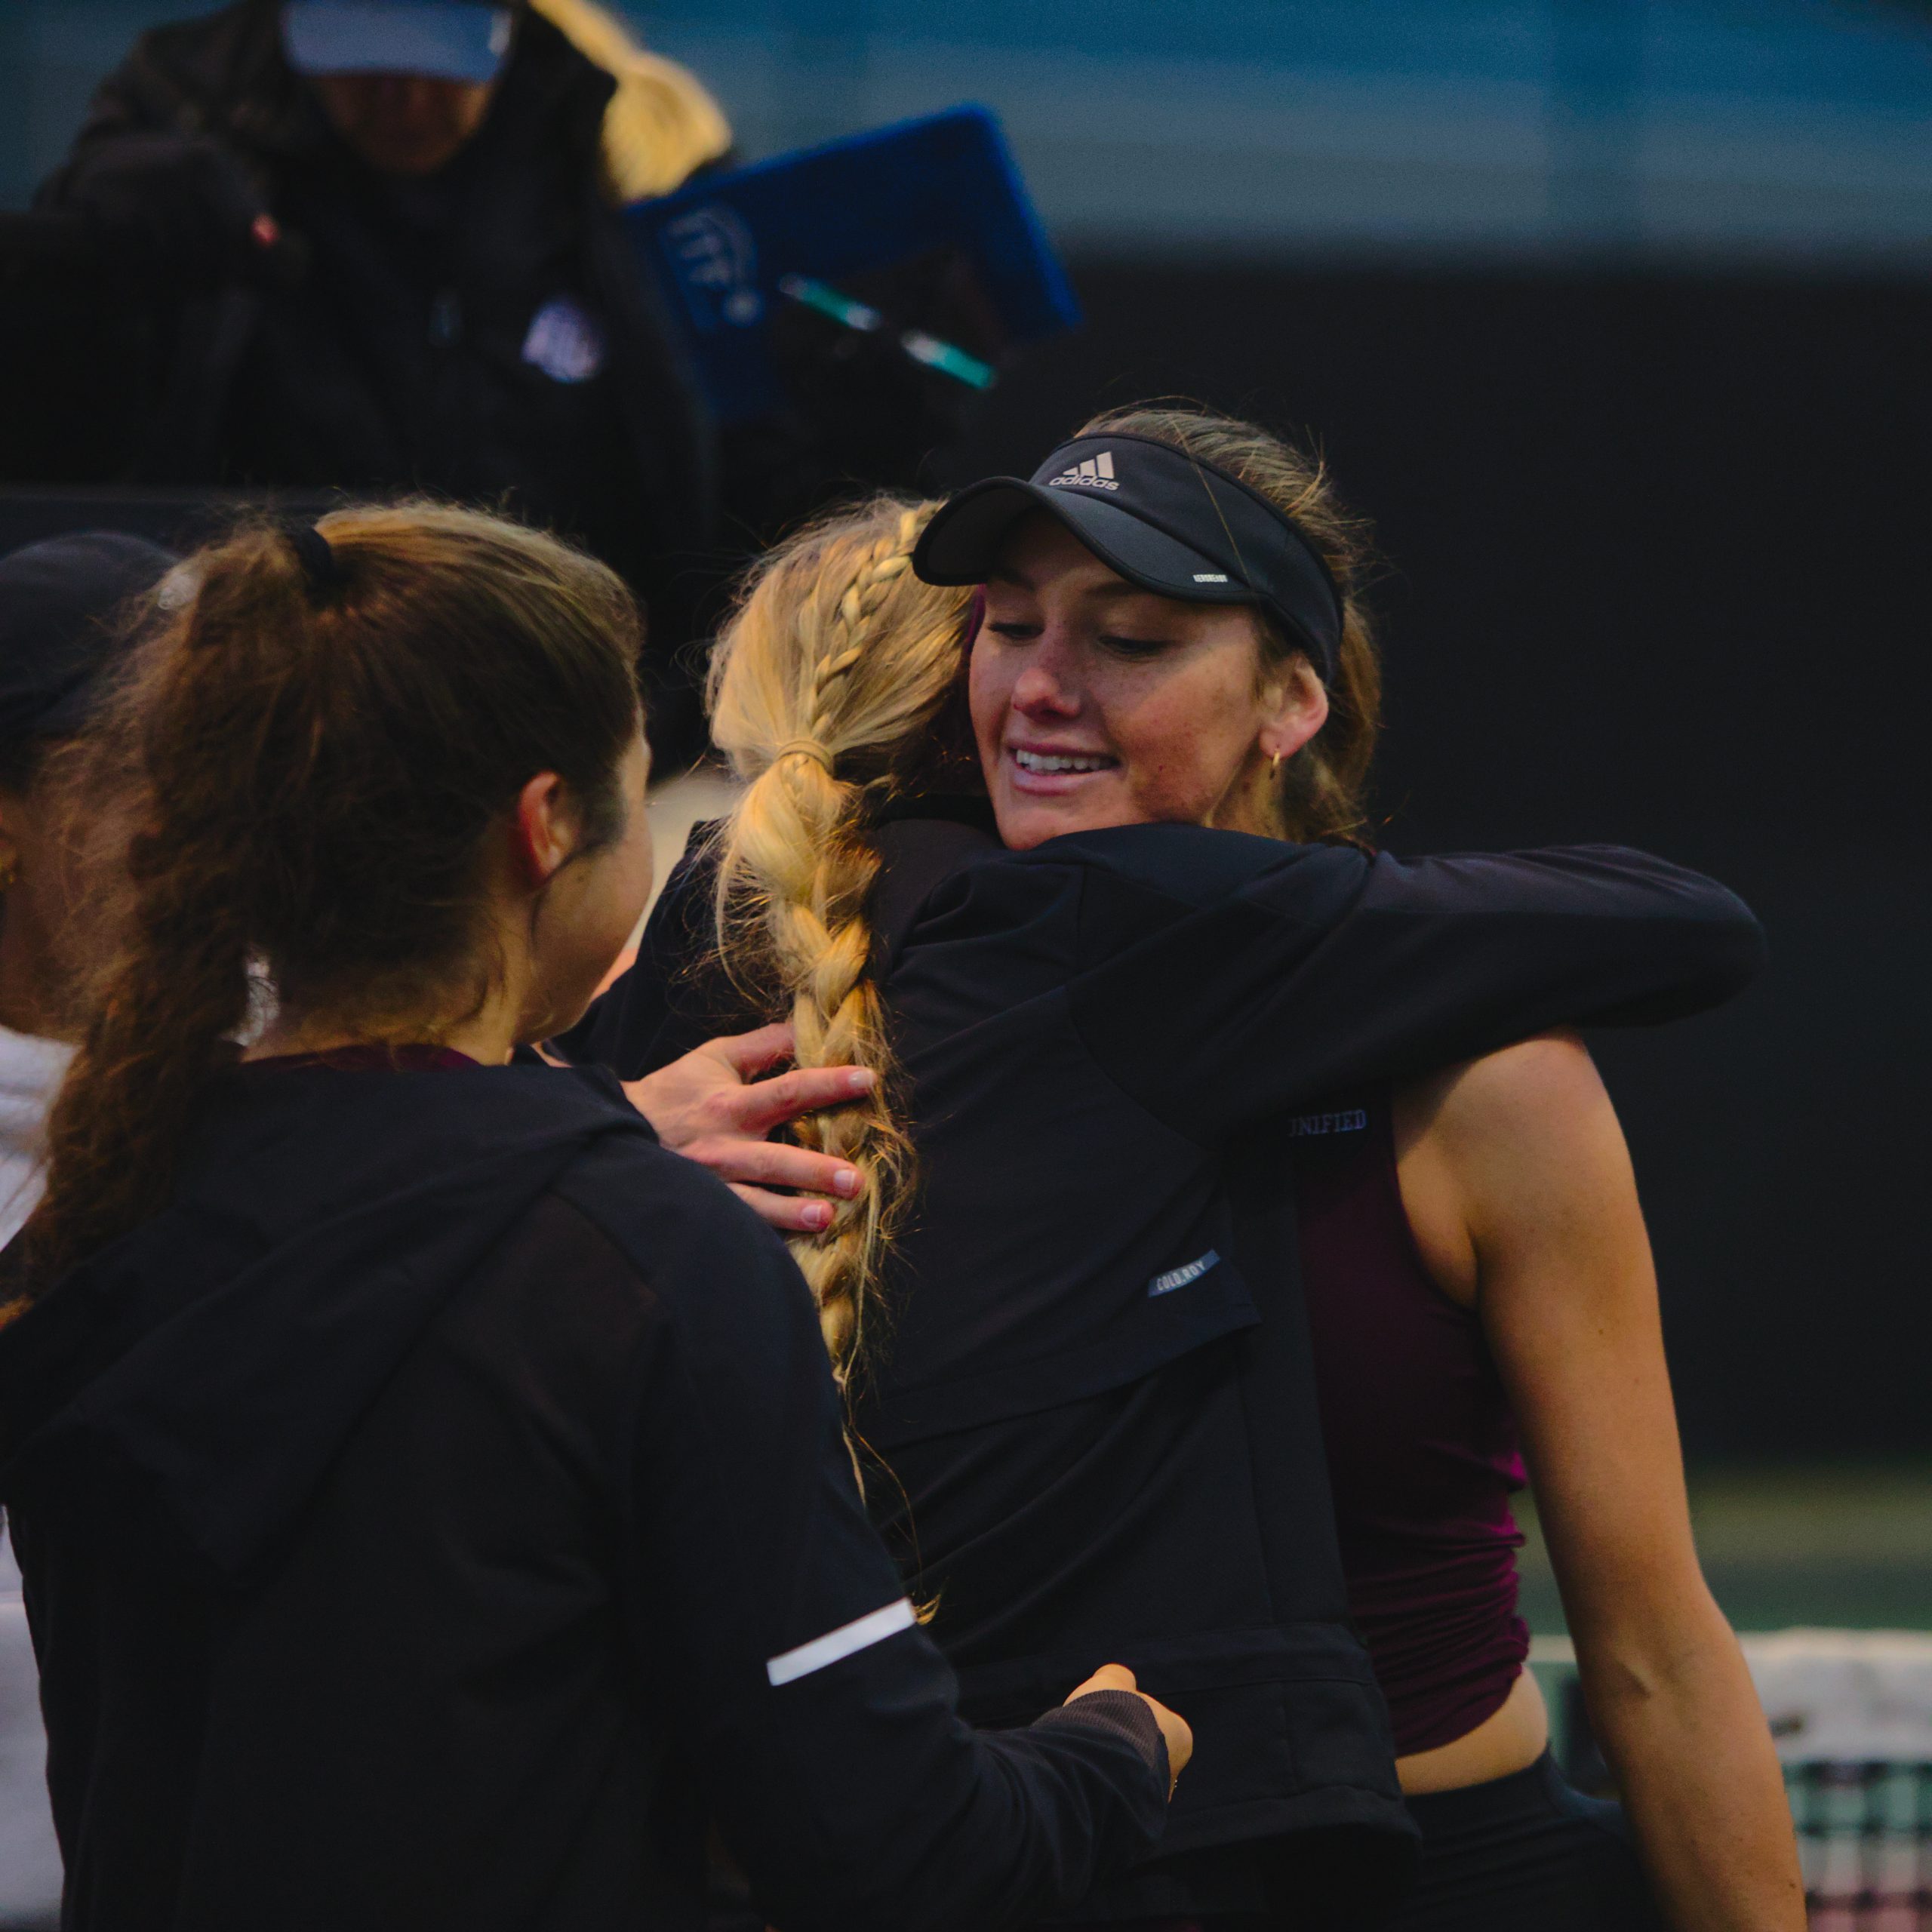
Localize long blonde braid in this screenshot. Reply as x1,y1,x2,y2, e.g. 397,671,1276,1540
709,498,974,1394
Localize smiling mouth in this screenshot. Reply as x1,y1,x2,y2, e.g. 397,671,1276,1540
1011,748,1118,775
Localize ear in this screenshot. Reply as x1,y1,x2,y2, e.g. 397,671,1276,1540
509,772,579,888
1257,656,1330,763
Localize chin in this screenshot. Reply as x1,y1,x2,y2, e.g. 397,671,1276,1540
993,795,1118,851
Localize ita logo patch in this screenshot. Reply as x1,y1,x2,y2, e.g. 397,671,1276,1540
521,297,606,384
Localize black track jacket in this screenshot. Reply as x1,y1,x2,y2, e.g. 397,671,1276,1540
562,814,1764,1921
0,1061,1170,1932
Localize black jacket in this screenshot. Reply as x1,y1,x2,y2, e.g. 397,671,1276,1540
562,813,1764,1921
13,3,959,761
0,1059,1170,1932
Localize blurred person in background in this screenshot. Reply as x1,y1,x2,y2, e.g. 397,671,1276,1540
0,533,183,1245
0,531,180,1932
18,0,960,764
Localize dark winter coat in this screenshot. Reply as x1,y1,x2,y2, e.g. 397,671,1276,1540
0,1057,1170,1932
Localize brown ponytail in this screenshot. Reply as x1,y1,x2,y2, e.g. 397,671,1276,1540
707,498,974,1396
15,504,641,1297
1077,404,1383,845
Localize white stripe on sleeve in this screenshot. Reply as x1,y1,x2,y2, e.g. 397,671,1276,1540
765,1598,917,1687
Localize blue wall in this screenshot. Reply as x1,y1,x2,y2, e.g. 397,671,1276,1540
8,1,1932,260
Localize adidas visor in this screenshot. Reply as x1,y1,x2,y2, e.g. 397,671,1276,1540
281,2,515,84
912,430,1343,683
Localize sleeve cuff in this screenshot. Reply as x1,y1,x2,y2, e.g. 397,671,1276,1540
1031,1687,1168,1786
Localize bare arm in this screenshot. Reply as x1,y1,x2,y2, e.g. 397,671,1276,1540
1397,1033,1804,1932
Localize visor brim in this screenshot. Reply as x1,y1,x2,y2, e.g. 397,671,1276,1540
914,478,1260,607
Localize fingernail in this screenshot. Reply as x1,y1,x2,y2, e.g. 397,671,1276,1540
803,1201,832,1230
845,1069,875,1094
834,1168,861,1196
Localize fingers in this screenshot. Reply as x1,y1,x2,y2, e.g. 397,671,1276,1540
725,1064,875,1135
695,1138,862,1199
730,1185,841,1235
707,1023,798,1078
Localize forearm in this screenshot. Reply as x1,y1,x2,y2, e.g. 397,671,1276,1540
1579,1607,1804,1932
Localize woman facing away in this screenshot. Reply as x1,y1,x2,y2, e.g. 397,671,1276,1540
564,414,1799,1927
0,506,1192,1932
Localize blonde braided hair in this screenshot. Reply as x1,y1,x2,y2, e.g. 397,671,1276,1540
708,498,975,1394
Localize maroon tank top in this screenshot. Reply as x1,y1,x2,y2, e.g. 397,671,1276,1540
1289,1086,1530,1757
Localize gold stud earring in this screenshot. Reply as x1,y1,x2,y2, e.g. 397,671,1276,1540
0,856,17,892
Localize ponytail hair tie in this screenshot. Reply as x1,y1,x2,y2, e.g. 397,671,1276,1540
286,523,345,604
775,738,836,774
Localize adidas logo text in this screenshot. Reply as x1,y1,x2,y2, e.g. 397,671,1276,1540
1048,450,1119,491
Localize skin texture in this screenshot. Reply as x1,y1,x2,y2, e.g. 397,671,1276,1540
1395,1034,1804,1929
310,72,498,176
0,764,90,1041
972,515,1326,853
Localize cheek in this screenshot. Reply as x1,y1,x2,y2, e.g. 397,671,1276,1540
967,645,1010,749
1113,665,1262,806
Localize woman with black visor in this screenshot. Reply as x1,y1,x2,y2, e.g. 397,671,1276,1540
561,420,1788,1929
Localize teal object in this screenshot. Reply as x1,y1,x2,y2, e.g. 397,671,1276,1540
776,275,998,392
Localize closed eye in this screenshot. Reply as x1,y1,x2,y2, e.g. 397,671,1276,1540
1098,632,1177,660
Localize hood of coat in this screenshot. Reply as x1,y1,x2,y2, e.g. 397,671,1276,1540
127,0,728,197
0,1060,648,1584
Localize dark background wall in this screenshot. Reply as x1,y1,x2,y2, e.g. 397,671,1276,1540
954,261,1932,1460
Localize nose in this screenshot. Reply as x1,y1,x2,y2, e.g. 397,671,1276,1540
1011,629,1081,721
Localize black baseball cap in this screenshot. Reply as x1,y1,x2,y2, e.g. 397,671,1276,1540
912,430,1343,682
0,532,180,749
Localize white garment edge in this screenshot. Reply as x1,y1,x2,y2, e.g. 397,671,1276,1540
765,1599,916,1687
